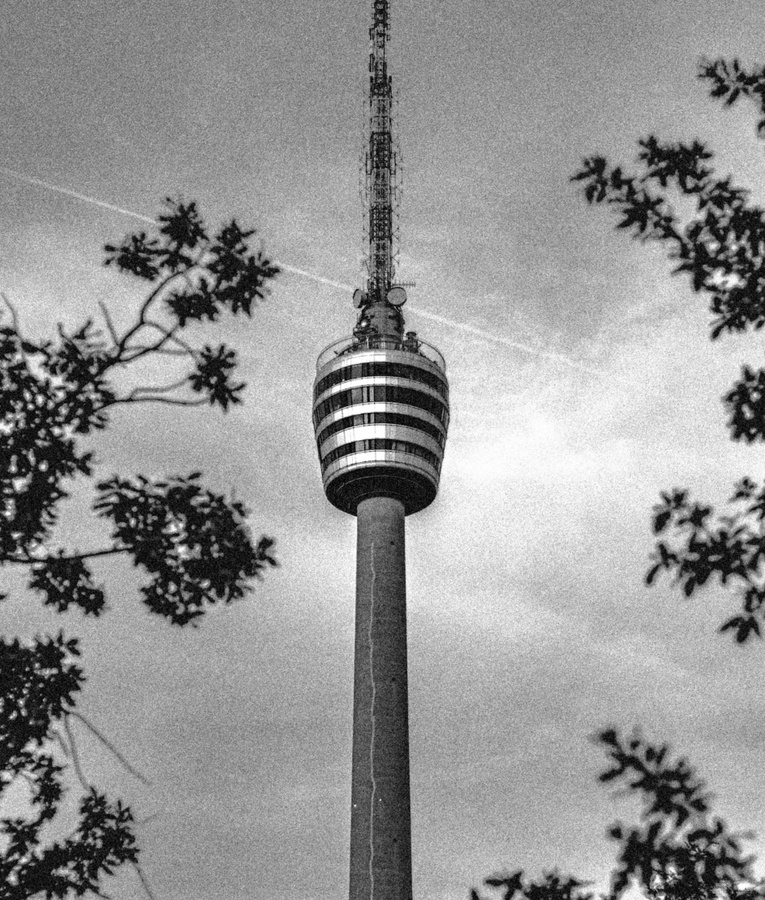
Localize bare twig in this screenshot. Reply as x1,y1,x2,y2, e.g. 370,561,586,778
97,301,120,346
106,395,207,409
1,292,21,333
121,319,198,364
128,377,190,398
133,862,158,900
51,727,70,759
1,292,33,366
135,811,160,827
116,270,187,352
68,710,152,786
141,319,197,356
120,344,189,358
63,714,91,792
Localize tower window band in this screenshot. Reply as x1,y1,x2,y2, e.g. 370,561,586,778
314,361,448,400
313,384,449,428
316,411,446,449
322,438,442,471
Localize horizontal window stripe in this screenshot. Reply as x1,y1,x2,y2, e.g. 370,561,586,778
321,438,442,470
315,360,448,400
313,385,449,428
316,411,446,448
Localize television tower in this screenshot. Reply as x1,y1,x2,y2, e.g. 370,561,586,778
312,2,449,899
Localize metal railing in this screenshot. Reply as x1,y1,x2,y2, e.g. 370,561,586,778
316,334,446,372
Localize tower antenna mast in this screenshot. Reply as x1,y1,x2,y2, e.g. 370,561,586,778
355,0,407,339
367,0,395,301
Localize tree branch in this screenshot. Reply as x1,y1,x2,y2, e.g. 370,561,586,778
132,861,158,900
1,291,22,334
119,343,190,358
63,713,91,793
120,319,198,365
116,269,187,353
67,710,153,786
51,727,70,759
105,395,207,409
128,377,191,398
1,546,129,565
97,301,120,347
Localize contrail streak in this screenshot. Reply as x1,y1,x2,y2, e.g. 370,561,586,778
0,165,656,392
264,261,608,378
0,167,360,293
0,166,157,225
411,308,605,376
275,263,354,292
410,308,666,396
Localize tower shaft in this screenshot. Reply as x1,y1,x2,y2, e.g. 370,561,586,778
349,496,412,900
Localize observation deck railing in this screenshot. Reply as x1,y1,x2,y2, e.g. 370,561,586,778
316,334,446,372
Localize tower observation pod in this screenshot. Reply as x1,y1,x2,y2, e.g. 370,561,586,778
312,2,449,900
313,329,449,515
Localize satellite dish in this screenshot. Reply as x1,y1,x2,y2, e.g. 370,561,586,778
387,286,407,307
353,289,366,308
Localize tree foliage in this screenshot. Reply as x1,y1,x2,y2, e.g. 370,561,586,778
473,730,760,900
0,199,279,897
572,58,765,642
476,54,765,900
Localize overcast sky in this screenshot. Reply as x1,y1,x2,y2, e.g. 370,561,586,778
3,1,765,899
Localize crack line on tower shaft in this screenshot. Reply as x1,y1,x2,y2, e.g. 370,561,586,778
368,541,377,899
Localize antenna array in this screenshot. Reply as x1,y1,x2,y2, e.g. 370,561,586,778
365,0,396,301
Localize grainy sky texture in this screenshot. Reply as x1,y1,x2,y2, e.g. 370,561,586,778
3,1,765,899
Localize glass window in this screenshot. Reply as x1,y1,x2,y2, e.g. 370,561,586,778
313,385,449,428
321,437,442,470
315,411,445,447
315,360,448,400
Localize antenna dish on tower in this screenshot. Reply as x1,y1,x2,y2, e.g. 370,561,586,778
353,289,366,308
386,286,407,307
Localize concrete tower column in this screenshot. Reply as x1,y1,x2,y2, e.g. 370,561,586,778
349,495,413,900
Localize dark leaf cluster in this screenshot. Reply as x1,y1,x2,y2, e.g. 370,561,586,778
189,343,245,409
474,871,592,900
572,138,765,346
598,728,710,826
476,732,759,900
0,634,82,762
0,324,101,560
28,556,106,616
104,199,279,329
0,635,138,899
646,482,765,642
41,320,115,435
572,58,765,370
2,788,137,900
94,473,277,625
597,730,752,900
572,55,765,643
699,58,765,135
725,364,765,442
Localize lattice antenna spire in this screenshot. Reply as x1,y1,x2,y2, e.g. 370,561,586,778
367,0,393,298
353,0,407,338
